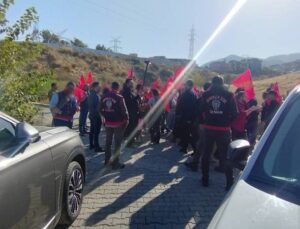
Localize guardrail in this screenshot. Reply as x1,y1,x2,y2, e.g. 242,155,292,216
33,103,80,128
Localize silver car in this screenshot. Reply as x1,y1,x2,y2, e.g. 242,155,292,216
0,112,86,229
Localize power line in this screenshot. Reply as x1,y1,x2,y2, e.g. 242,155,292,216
188,26,196,60
82,0,168,34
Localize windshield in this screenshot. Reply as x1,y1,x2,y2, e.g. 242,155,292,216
247,96,300,205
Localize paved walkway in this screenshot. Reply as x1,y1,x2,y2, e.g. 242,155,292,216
70,134,227,229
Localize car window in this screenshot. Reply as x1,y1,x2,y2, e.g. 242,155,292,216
263,100,300,186
248,97,300,205
0,118,16,152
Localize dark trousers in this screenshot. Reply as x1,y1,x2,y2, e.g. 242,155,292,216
201,129,233,185
173,116,183,139
124,116,138,145
150,117,161,144
232,129,246,141
181,121,198,152
160,111,168,132
53,118,73,129
191,125,205,165
246,122,258,145
105,125,125,165
79,107,89,133
89,116,101,148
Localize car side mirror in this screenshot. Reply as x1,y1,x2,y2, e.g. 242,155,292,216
227,140,251,170
15,122,40,143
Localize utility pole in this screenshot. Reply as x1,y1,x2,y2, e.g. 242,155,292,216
110,37,122,53
188,26,196,60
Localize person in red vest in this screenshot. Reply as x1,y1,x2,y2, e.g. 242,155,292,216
200,76,238,191
100,82,129,169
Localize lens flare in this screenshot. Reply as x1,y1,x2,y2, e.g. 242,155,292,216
111,0,248,161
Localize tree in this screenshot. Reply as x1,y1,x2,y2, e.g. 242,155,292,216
0,0,38,40
41,29,59,43
96,44,111,51
71,38,87,48
0,1,54,121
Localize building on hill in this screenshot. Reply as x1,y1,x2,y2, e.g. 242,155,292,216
147,56,190,67
207,58,263,76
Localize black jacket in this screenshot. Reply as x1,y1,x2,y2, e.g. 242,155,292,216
122,88,139,121
264,100,280,126
100,91,129,126
176,90,198,123
200,86,238,130
88,90,101,119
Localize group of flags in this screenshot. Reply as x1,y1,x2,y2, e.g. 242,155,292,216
74,71,94,103
74,66,281,105
232,68,281,101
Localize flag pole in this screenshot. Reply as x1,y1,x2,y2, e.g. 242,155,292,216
143,60,150,86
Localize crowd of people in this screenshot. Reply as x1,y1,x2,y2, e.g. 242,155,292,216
48,75,282,190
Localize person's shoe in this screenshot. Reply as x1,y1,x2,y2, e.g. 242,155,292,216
202,177,209,187
112,162,125,170
95,147,105,153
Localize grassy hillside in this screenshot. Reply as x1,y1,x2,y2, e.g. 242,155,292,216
254,71,300,102
32,45,300,101
32,45,213,89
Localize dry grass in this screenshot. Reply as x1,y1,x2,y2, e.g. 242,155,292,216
254,71,300,102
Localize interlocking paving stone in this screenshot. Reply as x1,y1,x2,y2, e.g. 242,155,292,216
68,133,228,229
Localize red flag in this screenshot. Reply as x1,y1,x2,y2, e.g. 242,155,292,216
152,80,160,89
78,75,86,89
74,86,84,104
272,82,282,103
232,69,255,100
174,66,185,89
174,66,185,78
87,71,93,86
160,77,173,96
127,68,134,79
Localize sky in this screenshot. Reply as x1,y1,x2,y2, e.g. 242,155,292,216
6,0,300,64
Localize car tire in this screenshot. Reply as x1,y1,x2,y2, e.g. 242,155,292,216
59,161,84,226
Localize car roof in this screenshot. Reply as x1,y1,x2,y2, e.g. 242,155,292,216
0,111,20,125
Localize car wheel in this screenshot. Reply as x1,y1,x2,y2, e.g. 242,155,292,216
59,161,84,226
